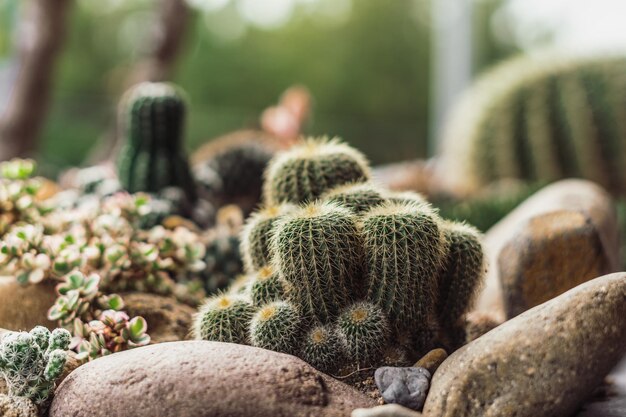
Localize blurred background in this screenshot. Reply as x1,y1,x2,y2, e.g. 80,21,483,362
1,0,626,175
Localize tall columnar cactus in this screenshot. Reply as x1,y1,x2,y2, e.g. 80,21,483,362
193,293,254,344
0,326,71,406
249,300,301,354
361,201,447,332
336,301,389,365
240,203,295,273
436,221,485,350
116,82,197,203
264,137,371,205
271,201,363,323
440,55,626,195
322,182,386,215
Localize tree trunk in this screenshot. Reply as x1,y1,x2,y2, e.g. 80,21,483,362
0,0,71,160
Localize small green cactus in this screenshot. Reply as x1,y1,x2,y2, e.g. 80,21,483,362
384,190,427,205
264,137,371,205
249,301,301,354
193,293,254,344
436,221,485,350
116,82,197,203
361,201,447,331
248,265,285,306
300,324,345,373
240,203,295,273
0,326,71,406
336,301,389,366
271,201,363,322
322,182,386,214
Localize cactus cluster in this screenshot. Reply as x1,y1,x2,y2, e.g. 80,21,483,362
440,55,626,195
0,326,70,407
194,137,486,374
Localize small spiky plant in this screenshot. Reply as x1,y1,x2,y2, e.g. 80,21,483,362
337,301,389,366
264,137,371,205
249,301,301,354
116,82,197,203
248,265,285,306
193,293,254,344
240,203,295,273
271,201,363,322
361,201,447,332
384,190,427,205
301,325,345,373
0,326,71,406
322,182,386,215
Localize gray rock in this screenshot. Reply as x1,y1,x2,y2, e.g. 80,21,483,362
423,273,626,417
374,367,430,411
50,341,375,417
0,394,38,417
576,354,626,417
352,403,423,417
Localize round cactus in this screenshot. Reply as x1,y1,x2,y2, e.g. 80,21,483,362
301,324,345,373
322,182,386,215
248,265,285,306
116,82,197,203
249,301,302,354
384,190,427,206
240,203,295,273
362,201,447,331
271,201,363,323
193,294,254,344
264,137,371,205
337,301,389,365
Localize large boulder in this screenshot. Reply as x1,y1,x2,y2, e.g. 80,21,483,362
50,341,376,417
423,273,626,417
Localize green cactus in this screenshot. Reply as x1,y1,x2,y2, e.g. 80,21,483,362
0,326,70,406
248,265,285,306
436,221,485,350
441,55,626,195
336,301,389,366
264,137,371,205
240,203,295,273
271,201,363,323
116,82,197,203
300,324,345,373
322,182,386,214
384,190,427,206
249,301,302,354
362,201,447,332
193,293,254,344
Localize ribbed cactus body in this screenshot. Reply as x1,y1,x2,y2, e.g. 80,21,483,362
240,203,295,273
249,266,285,306
301,325,345,373
249,301,301,354
322,182,386,214
337,302,389,365
117,82,197,202
362,202,446,331
193,294,254,344
264,138,371,205
442,55,626,194
271,202,363,323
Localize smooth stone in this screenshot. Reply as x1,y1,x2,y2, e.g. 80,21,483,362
413,349,447,375
121,292,195,343
50,341,376,417
477,180,618,319
423,273,626,417
0,394,37,417
0,277,57,331
576,354,626,417
374,367,430,411
352,404,423,417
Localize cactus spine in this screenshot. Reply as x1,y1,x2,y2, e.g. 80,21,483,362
116,82,197,203
249,301,301,354
271,201,363,323
300,325,345,373
248,265,285,306
264,137,371,205
193,294,254,344
322,182,386,214
337,302,389,365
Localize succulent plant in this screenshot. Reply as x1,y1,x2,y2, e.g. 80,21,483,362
0,326,70,406
248,265,285,306
249,300,301,354
336,301,389,366
322,182,386,215
193,293,254,344
271,201,363,322
263,137,371,205
300,324,345,373
116,82,197,204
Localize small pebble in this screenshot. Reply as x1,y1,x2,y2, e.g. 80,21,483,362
413,348,447,374
352,403,423,417
374,367,431,411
